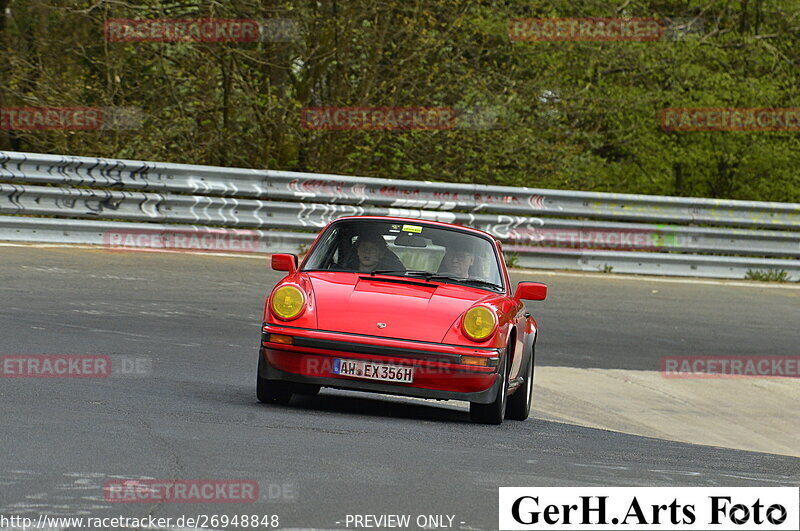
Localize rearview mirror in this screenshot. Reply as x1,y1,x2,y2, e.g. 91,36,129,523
393,233,428,247
271,253,298,273
514,282,547,301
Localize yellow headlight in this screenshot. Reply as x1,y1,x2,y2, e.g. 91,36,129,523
271,285,305,320
462,306,497,341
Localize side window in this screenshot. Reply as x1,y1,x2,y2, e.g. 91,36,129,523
334,234,357,270
303,227,342,270
329,246,340,267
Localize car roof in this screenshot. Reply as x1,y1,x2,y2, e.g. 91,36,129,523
330,216,498,243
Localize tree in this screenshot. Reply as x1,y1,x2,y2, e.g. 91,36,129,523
0,0,798,202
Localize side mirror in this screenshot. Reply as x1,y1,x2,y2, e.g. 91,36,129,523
271,253,298,273
514,282,547,301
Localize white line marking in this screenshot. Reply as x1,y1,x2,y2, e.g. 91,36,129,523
572,463,629,471
717,473,794,484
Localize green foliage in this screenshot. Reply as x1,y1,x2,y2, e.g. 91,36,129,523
744,269,789,282
506,252,520,268
1,0,799,202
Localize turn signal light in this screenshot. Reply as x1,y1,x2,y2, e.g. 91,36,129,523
268,334,293,345
461,356,490,367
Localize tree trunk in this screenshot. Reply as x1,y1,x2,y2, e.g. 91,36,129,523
0,0,13,150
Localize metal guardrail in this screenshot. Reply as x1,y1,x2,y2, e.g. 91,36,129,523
1,151,798,280
3,151,798,229
1,183,798,257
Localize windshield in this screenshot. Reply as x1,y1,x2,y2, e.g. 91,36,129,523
302,219,504,291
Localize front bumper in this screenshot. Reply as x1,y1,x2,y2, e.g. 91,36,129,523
259,323,504,404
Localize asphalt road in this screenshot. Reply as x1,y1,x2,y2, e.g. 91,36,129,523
0,246,798,530
526,270,800,371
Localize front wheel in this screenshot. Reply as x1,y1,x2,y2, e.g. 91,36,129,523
469,355,508,425
256,352,293,405
505,348,533,421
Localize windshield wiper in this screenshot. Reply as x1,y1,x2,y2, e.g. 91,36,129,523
368,269,426,277
420,274,503,291
457,278,504,291
367,270,502,291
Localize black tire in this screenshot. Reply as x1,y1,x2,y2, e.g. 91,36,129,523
469,354,508,425
256,353,293,405
505,348,534,421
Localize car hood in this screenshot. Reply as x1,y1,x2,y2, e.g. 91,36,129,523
305,272,495,343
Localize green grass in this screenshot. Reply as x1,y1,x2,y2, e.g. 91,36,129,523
744,269,789,282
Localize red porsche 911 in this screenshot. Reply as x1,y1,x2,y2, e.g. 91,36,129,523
256,216,547,424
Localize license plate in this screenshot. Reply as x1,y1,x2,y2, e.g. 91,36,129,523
333,359,414,383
